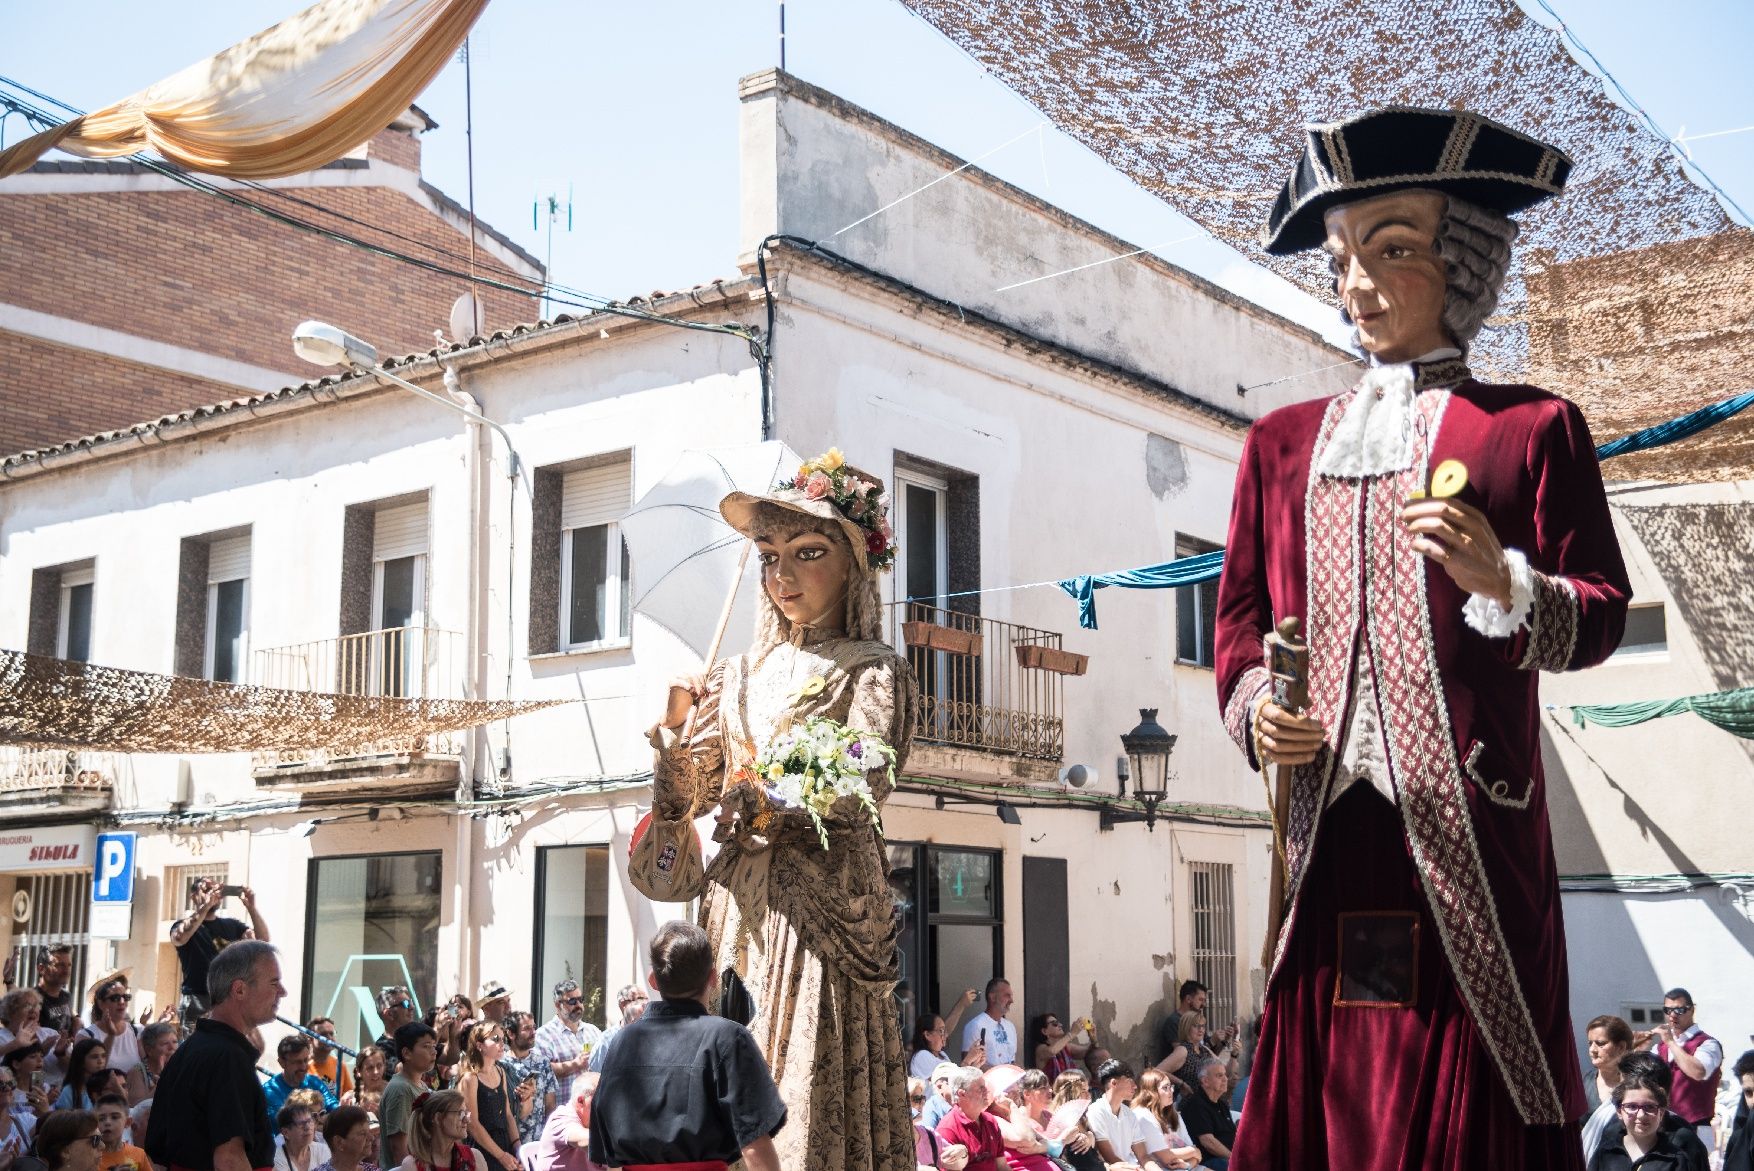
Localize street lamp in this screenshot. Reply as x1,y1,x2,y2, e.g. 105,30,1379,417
292,320,521,477
1119,707,1176,831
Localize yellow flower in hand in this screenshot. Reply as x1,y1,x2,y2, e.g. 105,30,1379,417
819,447,846,471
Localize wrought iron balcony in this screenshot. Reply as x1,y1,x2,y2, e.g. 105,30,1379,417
886,602,1085,762
253,626,463,700
249,627,465,777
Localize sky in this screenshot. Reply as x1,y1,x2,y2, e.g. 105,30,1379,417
3,0,1750,349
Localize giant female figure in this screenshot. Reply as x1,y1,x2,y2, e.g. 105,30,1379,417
649,450,915,1170
1216,109,1631,1169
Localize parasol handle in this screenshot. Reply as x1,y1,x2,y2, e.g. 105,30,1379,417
704,539,752,670
680,540,752,742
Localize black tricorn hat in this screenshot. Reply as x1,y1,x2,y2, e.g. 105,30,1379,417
1261,106,1572,255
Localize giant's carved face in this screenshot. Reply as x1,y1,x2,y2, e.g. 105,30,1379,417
1322,189,1450,363
757,526,853,630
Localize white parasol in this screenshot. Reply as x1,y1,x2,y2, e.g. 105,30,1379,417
620,441,802,664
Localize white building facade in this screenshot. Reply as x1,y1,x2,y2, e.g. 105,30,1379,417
0,71,1358,1061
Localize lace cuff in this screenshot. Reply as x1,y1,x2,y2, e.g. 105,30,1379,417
1461,548,1534,639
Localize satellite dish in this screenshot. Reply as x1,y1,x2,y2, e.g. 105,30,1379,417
448,293,484,344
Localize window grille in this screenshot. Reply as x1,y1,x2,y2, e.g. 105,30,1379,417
163,863,229,919
1189,861,1238,1030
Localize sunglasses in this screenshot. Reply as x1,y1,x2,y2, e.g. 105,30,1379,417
1662,1006,1693,1016
561,997,585,1007
102,994,131,1004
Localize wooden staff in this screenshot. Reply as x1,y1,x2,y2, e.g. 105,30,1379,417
1260,616,1308,969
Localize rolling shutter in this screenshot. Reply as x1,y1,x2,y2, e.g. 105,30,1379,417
373,501,429,561
560,460,630,531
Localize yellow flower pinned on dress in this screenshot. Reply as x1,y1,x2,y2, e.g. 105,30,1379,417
793,676,827,701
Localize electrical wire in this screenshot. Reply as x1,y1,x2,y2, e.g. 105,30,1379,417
0,79,766,357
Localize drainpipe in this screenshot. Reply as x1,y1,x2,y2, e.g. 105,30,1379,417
444,364,488,1003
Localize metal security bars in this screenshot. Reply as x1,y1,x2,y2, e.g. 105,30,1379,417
254,626,463,699
1189,861,1238,1032
886,602,1067,760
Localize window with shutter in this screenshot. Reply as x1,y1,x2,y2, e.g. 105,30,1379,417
1175,534,1221,668
560,459,633,649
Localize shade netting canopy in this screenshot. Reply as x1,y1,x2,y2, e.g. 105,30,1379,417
0,649,562,754
900,0,1754,482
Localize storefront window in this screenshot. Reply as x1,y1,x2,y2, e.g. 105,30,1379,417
303,852,441,1051
532,845,609,1027
888,842,1002,1028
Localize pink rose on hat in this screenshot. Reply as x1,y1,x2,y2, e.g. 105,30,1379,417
804,470,833,499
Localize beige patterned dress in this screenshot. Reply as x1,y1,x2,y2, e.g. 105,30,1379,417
650,625,916,1171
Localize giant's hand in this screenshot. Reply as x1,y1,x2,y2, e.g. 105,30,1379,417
1255,702,1325,767
1400,498,1512,606
660,674,706,730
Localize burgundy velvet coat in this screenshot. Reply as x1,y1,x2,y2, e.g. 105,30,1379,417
1215,372,1630,1129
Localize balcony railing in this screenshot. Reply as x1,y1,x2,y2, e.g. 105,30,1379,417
887,602,1082,761
253,626,464,700
0,748,118,797
250,627,465,772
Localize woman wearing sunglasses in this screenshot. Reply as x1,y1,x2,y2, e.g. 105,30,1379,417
77,973,141,1075
35,1108,104,1171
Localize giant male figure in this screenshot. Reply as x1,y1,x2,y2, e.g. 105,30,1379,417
1216,108,1630,1170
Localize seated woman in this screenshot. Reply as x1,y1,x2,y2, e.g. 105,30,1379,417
911,993,981,1082
313,1105,373,1171
400,1090,476,1171
983,1068,1055,1171
1154,1014,1236,1099
1028,1013,1090,1080
1048,1070,1104,1171
1132,1069,1202,1168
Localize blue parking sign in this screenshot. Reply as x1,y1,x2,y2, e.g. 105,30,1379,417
92,832,136,904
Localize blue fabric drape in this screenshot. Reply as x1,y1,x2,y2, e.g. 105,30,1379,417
1058,550,1225,630
1058,389,1754,629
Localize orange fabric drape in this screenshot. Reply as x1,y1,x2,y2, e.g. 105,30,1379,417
0,0,487,180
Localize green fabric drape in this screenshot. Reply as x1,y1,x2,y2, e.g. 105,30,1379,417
1565,686,1754,739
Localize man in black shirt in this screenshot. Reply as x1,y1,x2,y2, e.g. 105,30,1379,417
1181,1058,1238,1170
170,878,269,1029
33,944,75,1078
146,939,283,1171
590,921,785,1171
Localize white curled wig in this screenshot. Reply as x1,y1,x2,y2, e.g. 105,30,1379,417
738,501,885,661
1337,192,1520,354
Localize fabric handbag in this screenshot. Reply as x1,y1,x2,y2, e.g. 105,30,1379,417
627,809,706,902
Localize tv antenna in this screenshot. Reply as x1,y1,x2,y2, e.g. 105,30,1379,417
534,186,572,319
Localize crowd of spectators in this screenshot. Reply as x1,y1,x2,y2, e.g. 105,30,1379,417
904,978,1246,1170
1578,986,1754,1171
11,881,1750,1171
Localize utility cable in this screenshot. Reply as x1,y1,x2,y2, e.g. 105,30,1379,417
0,81,765,356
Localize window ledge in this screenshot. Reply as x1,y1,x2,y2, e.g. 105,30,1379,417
1606,649,1670,664
1173,658,1216,671
530,639,633,663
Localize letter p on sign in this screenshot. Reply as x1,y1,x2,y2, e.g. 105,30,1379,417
93,833,135,903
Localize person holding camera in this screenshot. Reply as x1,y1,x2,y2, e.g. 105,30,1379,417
170,879,269,1029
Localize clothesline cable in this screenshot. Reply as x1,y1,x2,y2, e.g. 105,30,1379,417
833,120,1048,237
1530,0,1752,226
992,233,1207,293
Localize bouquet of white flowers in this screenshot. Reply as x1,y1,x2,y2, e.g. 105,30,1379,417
754,716,896,849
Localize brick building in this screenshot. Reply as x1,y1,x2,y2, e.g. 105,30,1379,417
0,107,542,455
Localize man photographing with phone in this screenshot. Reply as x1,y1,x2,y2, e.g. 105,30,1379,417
170,878,269,1030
